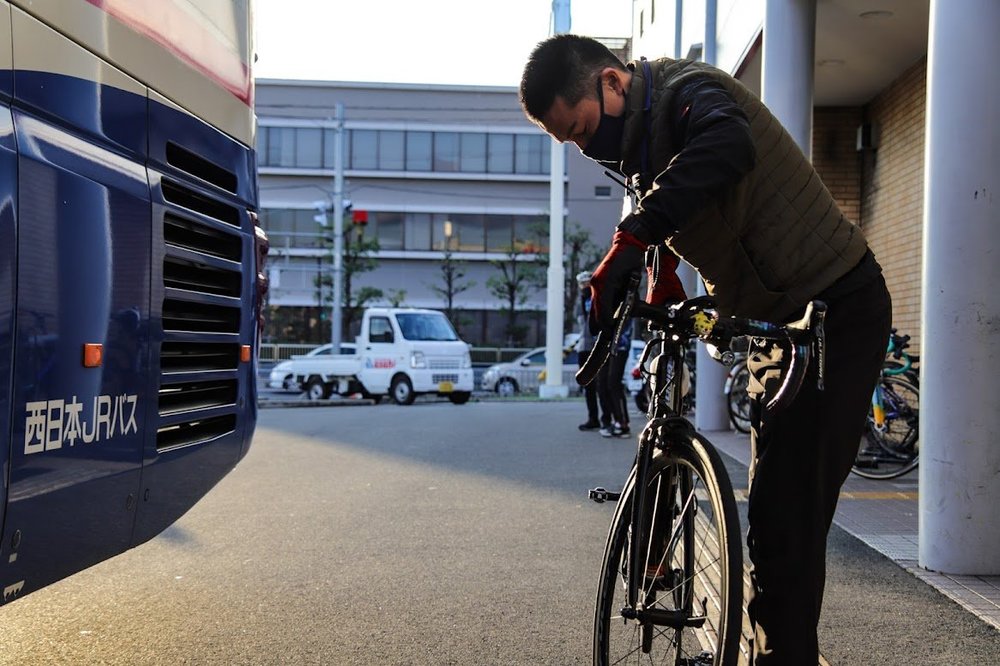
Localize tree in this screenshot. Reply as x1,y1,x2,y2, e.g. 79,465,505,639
487,241,546,346
429,247,475,322
563,222,605,332
316,222,383,339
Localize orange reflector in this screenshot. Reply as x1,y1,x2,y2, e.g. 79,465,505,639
240,345,251,362
82,343,103,368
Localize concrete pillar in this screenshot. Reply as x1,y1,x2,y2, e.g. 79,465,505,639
762,0,816,157
919,0,1000,574
540,0,570,399
693,0,729,431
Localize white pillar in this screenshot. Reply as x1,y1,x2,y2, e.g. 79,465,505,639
762,0,816,157
540,0,571,399
919,0,1000,575
693,0,729,431
540,141,569,398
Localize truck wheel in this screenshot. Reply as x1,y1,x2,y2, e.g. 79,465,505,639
448,391,471,405
305,377,331,400
390,375,415,405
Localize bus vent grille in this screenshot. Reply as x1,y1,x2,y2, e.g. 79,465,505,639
157,414,236,450
162,179,240,226
161,342,240,373
159,379,238,416
165,213,242,262
166,141,238,193
158,178,244,451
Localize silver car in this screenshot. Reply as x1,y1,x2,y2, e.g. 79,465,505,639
268,343,355,390
480,347,580,396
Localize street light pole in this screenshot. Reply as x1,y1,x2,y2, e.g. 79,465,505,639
331,103,345,352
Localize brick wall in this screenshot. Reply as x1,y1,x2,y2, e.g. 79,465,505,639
812,58,927,354
813,106,864,226
859,58,927,352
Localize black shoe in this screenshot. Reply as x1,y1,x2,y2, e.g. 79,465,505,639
578,420,601,431
615,426,631,438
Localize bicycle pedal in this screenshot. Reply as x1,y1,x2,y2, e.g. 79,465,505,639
588,487,622,504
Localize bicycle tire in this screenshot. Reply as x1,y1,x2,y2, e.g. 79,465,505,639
726,363,751,434
594,429,743,666
851,376,919,480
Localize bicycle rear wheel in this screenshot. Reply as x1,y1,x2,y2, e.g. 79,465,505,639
851,376,919,480
594,429,743,666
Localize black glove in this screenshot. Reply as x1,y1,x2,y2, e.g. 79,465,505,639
589,230,647,334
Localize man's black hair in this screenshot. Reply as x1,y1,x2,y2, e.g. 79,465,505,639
519,34,627,123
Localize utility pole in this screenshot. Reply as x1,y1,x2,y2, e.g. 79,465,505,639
331,103,345,352
540,0,571,399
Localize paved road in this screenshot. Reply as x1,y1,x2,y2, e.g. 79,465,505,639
0,401,996,664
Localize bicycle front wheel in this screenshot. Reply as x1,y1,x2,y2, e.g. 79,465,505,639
852,376,919,480
594,430,743,666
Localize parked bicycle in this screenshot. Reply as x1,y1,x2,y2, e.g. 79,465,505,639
582,278,826,666
851,331,920,480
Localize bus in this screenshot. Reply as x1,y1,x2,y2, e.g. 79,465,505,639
0,0,264,603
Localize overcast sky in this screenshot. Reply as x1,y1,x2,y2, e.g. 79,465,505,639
254,0,633,86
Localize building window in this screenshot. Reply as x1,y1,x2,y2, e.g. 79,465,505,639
260,125,551,176
514,134,549,174
379,130,406,171
351,130,378,169
488,134,514,173
404,212,432,250
406,131,433,171
594,185,612,198
296,128,323,168
460,133,487,172
434,132,460,172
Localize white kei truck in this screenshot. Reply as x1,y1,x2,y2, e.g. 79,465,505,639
292,308,474,405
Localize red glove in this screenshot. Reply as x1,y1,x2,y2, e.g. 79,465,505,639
589,230,647,334
645,245,687,305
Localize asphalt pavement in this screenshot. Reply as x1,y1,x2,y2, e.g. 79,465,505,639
1,398,995,665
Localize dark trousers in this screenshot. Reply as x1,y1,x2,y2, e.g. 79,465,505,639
597,351,629,428
746,276,891,665
578,352,600,423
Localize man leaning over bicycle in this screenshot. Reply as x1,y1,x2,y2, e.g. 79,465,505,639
520,34,891,665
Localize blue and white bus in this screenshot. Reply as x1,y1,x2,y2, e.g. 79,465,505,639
0,0,263,603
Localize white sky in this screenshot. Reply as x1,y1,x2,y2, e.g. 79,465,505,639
253,0,634,87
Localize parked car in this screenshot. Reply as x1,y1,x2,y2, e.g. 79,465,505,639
268,343,355,390
481,347,580,396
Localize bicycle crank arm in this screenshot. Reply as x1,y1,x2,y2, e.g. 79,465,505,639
588,487,622,504
619,606,707,629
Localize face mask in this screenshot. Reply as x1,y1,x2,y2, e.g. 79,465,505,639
581,78,625,164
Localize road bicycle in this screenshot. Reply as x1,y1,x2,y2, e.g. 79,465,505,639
582,278,826,666
851,331,920,480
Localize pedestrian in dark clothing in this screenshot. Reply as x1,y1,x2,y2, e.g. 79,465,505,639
574,270,605,431
597,318,632,438
520,34,891,665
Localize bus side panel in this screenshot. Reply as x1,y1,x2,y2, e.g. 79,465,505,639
131,96,257,547
0,14,150,603
0,1,15,562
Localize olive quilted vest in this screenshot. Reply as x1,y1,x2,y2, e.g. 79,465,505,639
621,58,869,321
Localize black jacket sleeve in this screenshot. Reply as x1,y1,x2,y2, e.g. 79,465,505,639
618,77,756,244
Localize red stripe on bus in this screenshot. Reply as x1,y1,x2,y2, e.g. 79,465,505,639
85,0,253,106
